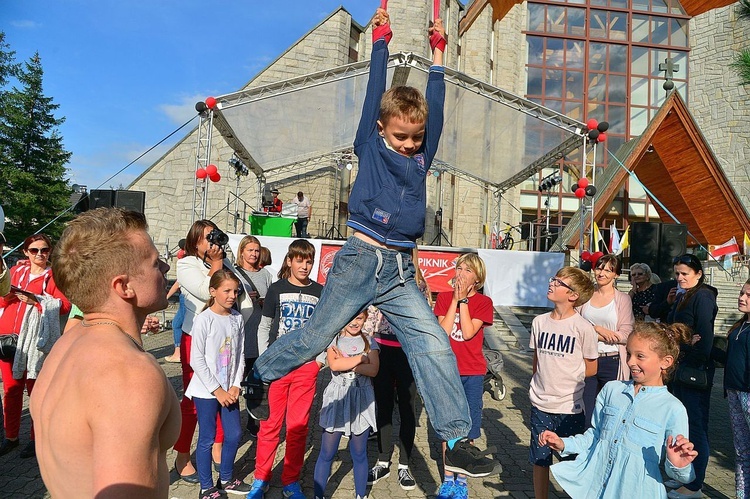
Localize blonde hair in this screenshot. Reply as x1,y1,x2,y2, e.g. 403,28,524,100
629,322,692,382
412,247,433,306
204,269,241,311
455,253,487,289
52,208,150,312
235,235,261,268
555,266,595,307
380,86,428,125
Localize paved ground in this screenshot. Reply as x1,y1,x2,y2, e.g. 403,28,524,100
0,325,738,498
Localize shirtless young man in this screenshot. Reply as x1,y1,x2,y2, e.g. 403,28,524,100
30,208,181,498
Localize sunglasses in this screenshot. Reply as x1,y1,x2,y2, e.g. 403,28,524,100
27,247,51,255
549,276,576,293
631,272,644,277
672,255,695,265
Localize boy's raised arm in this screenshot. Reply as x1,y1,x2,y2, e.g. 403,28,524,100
354,8,392,150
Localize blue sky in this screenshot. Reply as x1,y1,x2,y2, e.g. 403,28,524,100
1,1,373,190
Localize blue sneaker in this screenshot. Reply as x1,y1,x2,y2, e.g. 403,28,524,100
246,479,269,499
282,481,306,499
452,481,469,499
436,480,455,499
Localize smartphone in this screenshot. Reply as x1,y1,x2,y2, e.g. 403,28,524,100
10,285,35,298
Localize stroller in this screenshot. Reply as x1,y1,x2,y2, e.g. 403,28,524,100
483,347,506,401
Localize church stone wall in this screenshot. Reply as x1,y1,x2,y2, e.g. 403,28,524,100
689,4,750,207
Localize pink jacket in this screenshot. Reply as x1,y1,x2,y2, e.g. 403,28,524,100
577,289,635,380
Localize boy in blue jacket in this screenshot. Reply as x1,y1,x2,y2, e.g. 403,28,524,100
247,7,500,480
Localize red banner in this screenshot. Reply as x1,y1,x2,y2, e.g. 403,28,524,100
316,245,459,293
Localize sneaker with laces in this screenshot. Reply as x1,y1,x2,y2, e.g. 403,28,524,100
397,468,416,490
218,478,252,495
246,479,269,499
436,480,456,499
243,375,271,421
199,486,227,499
444,438,501,478
452,481,469,499
367,462,390,485
282,481,306,498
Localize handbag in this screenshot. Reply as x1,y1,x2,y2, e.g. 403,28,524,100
0,333,19,361
676,362,710,390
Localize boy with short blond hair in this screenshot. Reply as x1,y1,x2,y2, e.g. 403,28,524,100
529,266,597,499
247,6,500,481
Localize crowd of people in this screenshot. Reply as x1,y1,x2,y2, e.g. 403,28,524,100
0,5,747,499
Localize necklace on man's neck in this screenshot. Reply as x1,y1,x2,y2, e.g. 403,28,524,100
81,319,145,352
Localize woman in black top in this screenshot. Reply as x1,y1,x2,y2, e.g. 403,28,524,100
628,262,656,321
665,254,717,498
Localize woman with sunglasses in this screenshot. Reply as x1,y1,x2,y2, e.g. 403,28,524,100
628,262,657,321
0,234,71,458
663,254,717,499
577,254,635,428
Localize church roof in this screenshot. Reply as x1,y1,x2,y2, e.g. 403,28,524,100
459,0,737,34
557,90,750,248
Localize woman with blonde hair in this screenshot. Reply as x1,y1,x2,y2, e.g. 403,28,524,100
629,262,656,321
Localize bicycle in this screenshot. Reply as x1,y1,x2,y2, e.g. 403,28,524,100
497,222,522,250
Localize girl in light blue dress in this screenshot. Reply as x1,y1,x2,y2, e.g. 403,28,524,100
539,322,698,498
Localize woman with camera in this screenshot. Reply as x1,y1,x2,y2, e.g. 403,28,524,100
0,234,71,458
173,220,233,482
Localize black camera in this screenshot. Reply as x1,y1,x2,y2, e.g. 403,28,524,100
206,228,229,247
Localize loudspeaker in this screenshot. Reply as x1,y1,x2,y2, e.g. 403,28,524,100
89,189,115,209
630,222,661,277
115,190,146,214
658,223,688,279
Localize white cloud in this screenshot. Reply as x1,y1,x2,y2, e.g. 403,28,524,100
158,94,206,125
11,20,41,29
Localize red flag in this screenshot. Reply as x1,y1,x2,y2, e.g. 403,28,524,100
711,236,740,259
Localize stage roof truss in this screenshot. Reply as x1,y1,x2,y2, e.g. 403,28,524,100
211,52,585,191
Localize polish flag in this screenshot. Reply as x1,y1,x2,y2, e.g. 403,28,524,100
711,236,740,259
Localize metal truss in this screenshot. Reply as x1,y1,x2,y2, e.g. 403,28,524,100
192,111,214,223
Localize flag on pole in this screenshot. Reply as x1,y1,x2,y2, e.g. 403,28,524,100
617,226,630,256
610,223,621,255
744,232,750,255
593,222,608,253
710,236,741,259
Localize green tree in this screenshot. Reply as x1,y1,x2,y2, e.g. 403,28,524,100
0,43,72,244
731,0,750,86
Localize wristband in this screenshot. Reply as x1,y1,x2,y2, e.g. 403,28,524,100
430,31,447,52
373,24,393,45
458,298,469,305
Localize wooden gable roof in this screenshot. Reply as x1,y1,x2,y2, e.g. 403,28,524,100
459,0,737,34
561,90,750,248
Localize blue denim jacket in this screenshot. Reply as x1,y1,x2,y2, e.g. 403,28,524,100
346,37,445,248
552,381,694,498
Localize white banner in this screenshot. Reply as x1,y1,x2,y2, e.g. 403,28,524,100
478,249,566,307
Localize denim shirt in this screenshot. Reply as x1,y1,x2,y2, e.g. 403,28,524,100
552,381,694,498
346,37,446,248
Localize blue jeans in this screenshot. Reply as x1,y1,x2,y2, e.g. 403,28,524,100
295,217,309,238
254,236,471,441
172,294,186,347
461,375,484,440
193,397,243,490
582,354,620,428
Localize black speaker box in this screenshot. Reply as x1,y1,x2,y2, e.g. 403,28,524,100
115,190,146,214
89,189,115,209
658,223,688,279
629,222,661,274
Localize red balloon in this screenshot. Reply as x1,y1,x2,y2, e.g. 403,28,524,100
586,118,599,130
575,187,586,199
581,251,592,261
196,168,207,179
205,164,218,176
209,172,221,182
597,133,607,143
176,249,186,259
577,177,589,189
205,96,217,109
